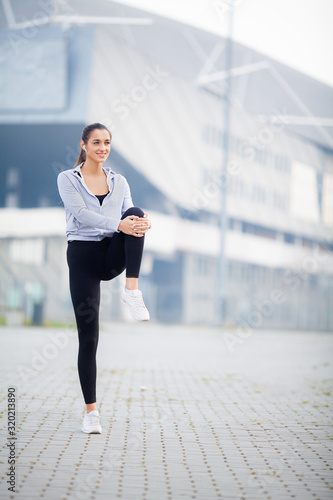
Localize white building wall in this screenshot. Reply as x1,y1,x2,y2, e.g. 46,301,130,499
290,161,320,223
322,172,333,228
1,208,332,273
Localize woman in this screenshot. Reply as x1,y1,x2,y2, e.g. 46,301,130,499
57,123,151,434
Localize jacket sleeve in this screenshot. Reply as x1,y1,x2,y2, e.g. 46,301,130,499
57,172,120,233
121,177,134,215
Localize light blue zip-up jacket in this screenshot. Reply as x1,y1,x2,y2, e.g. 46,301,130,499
57,163,134,241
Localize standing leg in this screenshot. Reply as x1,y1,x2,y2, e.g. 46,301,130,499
67,241,102,407
69,268,100,406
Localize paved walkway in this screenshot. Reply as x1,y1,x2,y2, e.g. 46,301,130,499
0,323,332,500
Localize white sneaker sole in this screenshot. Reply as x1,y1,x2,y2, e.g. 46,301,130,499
82,426,102,434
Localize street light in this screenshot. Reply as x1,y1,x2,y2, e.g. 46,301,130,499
214,6,234,326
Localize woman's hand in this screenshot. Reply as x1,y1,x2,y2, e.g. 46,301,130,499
118,214,151,237
143,212,151,230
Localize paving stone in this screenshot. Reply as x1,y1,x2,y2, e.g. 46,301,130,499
0,324,332,499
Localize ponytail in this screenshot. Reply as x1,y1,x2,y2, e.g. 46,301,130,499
74,148,86,168
73,122,112,168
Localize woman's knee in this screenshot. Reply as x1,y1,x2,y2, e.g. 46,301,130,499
121,206,144,219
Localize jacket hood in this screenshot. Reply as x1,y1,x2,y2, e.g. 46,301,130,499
73,163,116,178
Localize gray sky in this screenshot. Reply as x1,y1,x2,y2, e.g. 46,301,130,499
117,0,333,87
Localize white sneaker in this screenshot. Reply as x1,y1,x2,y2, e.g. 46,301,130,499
120,289,150,321
82,410,102,434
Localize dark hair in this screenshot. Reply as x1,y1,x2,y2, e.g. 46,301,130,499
74,122,112,168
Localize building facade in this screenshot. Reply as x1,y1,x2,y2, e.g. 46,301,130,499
0,1,332,328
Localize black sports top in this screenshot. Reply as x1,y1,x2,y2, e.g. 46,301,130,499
95,193,109,205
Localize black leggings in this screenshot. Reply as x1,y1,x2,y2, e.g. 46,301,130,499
66,207,145,404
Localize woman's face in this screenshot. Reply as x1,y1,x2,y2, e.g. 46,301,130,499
82,128,111,163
